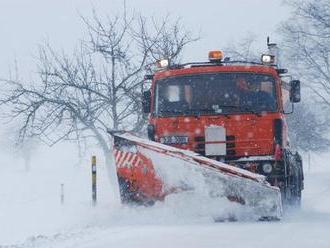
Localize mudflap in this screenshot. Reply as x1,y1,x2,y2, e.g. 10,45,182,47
111,132,283,220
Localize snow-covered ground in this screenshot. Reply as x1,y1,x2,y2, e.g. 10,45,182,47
0,146,330,248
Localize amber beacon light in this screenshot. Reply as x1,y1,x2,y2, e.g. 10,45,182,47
208,50,224,62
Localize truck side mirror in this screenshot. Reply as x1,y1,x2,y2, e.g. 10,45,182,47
142,90,151,113
290,80,301,103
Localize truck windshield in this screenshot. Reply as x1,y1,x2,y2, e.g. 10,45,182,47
154,72,277,116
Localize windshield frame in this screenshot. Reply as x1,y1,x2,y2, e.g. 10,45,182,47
152,72,279,117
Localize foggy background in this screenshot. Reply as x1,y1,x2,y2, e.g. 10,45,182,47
2,1,330,247
0,0,289,78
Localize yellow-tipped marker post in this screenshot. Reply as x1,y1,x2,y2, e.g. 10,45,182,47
92,155,97,206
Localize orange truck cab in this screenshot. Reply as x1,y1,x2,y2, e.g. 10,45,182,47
142,48,304,206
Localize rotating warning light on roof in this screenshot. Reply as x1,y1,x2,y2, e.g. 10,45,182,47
261,54,275,65
208,50,224,62
156,59,169,68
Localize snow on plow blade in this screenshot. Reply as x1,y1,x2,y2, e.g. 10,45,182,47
111,132,283,220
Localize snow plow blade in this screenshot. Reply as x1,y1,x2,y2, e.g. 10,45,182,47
111,132,283,220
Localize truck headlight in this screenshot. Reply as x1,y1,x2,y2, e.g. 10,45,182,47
262,163,273,174
261,54,275,65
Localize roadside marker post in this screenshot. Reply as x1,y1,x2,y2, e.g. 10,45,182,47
92,155,97,206
60,183,64,205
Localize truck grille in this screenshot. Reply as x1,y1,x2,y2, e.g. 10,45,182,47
194,136,236,157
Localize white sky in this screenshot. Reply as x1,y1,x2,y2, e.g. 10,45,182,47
0,0,290,78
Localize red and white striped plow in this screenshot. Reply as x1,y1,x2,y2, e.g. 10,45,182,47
111,132,283,220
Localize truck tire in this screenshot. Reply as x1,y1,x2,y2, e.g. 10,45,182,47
289,184,302,207
282,150,304,208
292,153,303,207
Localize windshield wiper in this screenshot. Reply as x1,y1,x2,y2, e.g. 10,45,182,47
186,108,220,117
187,105,238,117
209,104,262,116
160,110,184,115
187,108,214,113
239,105,262,116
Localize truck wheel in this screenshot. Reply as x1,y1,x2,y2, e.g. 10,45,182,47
283,151,303,208
288,178,302,208
292,160,303,208
291,191,302,208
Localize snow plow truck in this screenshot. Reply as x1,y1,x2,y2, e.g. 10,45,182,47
110,40,304,220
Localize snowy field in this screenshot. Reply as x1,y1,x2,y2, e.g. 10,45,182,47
0,146,330,248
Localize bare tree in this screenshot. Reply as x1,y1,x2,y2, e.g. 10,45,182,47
0,10,197,174
280,0,330,105
81,11,197,131
224,33,260,62
286,102,330,152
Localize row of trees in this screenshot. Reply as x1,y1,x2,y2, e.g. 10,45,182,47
281,0,330,105
224,0,330,152
281,0,330,151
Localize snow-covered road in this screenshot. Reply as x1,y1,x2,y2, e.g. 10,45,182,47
1,151,330,248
